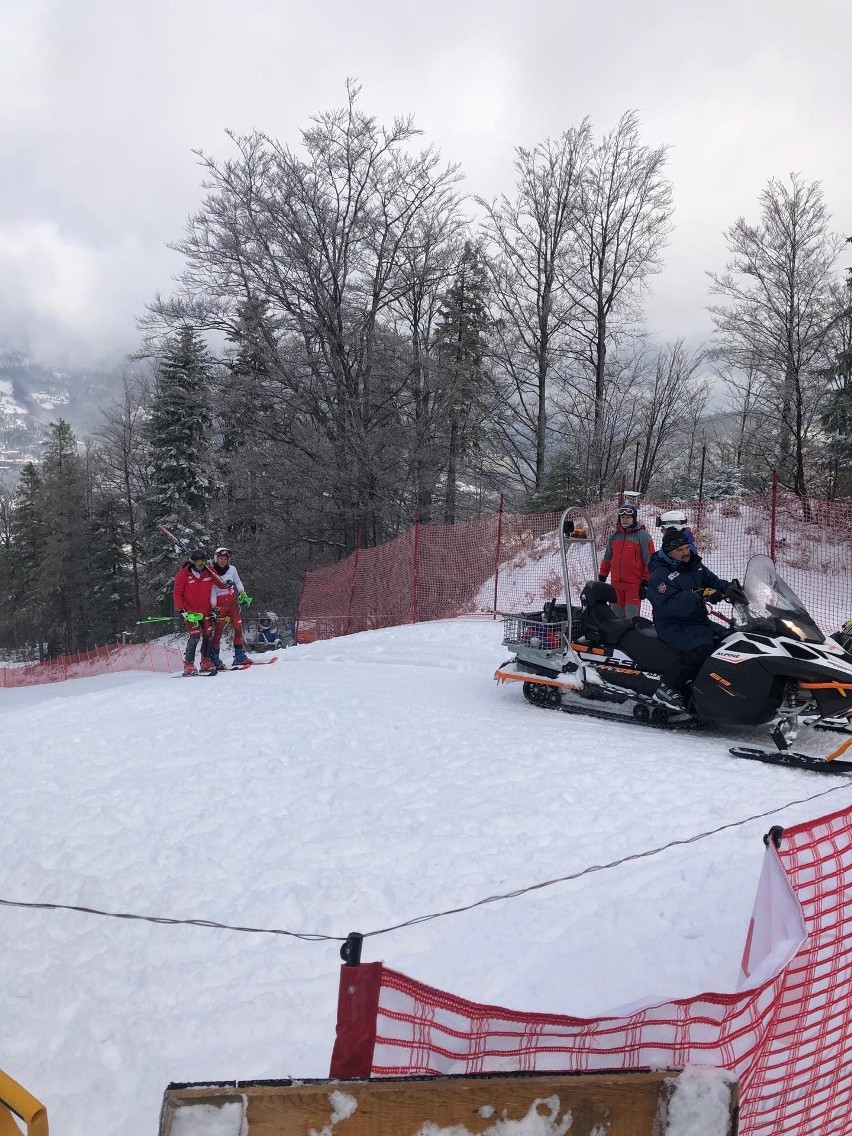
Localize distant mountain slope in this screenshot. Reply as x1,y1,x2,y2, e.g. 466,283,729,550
0,352,127,470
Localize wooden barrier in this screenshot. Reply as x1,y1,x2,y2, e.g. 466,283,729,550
159,1068,738,1136
0,1069,48,1136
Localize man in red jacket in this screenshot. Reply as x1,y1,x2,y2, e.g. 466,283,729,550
172,549,219,676
598,504,655,618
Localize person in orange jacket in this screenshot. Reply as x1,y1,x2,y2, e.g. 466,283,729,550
172,549,219,676
598,504,655,618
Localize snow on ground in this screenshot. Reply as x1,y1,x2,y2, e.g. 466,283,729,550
2,619,851,1136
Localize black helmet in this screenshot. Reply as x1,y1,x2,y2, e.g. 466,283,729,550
188,548,207,563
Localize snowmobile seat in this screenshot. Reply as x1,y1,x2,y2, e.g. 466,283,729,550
579,582,682,673
617,625,682,674
580,581,638,647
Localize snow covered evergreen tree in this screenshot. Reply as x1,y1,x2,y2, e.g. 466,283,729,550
703,467,746,499
8,462,47,656
145,328,214,598
88,493,134,643
39,420,91,654
433,242,495,522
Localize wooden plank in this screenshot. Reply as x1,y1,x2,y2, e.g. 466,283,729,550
160,1069,739,1136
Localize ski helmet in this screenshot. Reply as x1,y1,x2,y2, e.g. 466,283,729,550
617,504,637,524
214,547,231,558
657,509,688,530
188,548,207,563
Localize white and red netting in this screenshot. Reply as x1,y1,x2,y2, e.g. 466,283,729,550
0,642,180,687
330,804,852,1136
300,491,852,637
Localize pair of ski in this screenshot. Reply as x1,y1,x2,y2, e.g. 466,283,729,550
179,657,279,677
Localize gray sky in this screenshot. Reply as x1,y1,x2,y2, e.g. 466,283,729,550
1,0,850,369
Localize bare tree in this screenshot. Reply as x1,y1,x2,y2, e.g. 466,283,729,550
630,341,708,493
571,111,674,493
143,82,462,549
709,173,843,496
477,125,591,494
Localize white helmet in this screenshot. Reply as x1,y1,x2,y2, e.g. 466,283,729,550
656,510,688,530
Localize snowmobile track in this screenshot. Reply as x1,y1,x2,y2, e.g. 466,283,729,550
522,683,852,774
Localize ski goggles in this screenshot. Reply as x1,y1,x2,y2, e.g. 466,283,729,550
192,557,207,567
214,548,231,558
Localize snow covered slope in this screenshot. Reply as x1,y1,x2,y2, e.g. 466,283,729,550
1,619,849,1135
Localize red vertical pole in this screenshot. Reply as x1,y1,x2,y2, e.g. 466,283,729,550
411,509,421,624
294,554,310,643
770,471,778,561
631,440,640,490
345,532,362,635
492,494,505,618
698,444,706,503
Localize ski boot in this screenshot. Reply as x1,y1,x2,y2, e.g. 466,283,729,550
233,645,251,667
210,651,226,671
183,661,198,677
200,657,217,675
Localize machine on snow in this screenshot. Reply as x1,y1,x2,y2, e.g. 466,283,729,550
247,611,294,653
495,508,852,774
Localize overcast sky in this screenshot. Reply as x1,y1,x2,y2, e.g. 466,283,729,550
1,0,850,370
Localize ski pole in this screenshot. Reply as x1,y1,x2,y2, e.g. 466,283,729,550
135,616,174,626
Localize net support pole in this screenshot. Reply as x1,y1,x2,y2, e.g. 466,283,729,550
345,533,362,636
492,494,505,618
294,554,310,643
411,509,421,624
329,958,383,1080
770,471,778,562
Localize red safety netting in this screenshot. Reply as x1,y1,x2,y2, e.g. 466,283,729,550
0,641,181,687
329,805,852,1136
299,490,852,636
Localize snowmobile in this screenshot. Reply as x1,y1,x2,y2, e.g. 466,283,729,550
495,508,852,774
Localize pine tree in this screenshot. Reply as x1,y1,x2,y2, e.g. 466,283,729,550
39,420,91,654
89,493,134,642
146,328,214,598
433,242,494,522
8,462,47,656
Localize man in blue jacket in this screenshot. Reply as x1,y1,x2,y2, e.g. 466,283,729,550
647,528,733,711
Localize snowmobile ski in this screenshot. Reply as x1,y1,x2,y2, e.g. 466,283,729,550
728,747,852,775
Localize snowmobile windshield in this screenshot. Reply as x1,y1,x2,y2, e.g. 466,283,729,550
742,554,825,644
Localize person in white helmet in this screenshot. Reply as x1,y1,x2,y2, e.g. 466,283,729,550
209,547,252,667
656,509,698,555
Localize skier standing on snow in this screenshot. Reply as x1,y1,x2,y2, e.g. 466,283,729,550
173,550,219,676
598,504,655,618
209,547,252,668
646,528,734,712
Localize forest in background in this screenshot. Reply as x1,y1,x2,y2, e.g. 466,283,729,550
1,84,850,657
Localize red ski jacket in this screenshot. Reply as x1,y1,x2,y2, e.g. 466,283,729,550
173,563,218,616
599,525,655,588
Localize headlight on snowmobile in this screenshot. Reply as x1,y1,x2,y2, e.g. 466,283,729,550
781,618,807,641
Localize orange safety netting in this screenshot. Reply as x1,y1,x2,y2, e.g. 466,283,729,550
0,642,181,687
299,490,852,636
330,804,852,1136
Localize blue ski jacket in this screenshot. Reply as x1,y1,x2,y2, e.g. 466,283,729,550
647,550,731,651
